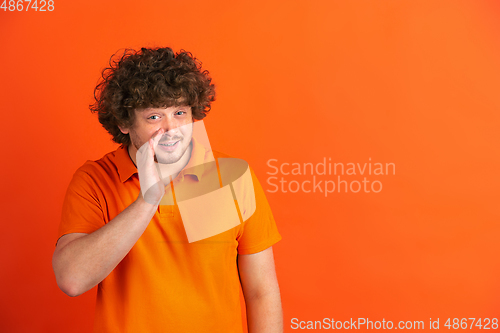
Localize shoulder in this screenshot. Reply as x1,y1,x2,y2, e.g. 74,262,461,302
211,149,261,177
70,146,124,186
209,150,266,194
211,149,255,173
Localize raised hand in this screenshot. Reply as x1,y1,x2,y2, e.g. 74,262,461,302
136,128,166,205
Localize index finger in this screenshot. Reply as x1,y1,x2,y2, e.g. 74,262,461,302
151,128,165,148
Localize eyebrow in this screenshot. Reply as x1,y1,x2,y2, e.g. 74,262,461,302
140,106,191,114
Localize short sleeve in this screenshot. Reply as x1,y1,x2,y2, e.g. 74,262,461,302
57,163,106,244
236,168,281,254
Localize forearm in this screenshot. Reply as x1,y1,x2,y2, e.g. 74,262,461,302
246,291,284,333
53,196,157,296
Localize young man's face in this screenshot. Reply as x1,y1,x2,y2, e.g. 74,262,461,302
119,105,194,165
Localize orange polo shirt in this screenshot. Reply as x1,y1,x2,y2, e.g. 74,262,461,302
58,139,281,333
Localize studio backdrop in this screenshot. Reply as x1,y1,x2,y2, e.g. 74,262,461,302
1,0,499,332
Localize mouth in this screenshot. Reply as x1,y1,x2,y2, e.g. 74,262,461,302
158,140,180,152
162,141,179,146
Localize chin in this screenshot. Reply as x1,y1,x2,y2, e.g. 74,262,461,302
156,153,183,165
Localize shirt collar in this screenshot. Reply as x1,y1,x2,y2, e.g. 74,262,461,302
115,137,207,183
115,145,137,183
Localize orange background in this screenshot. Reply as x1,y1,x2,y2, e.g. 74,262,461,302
1,0,499,331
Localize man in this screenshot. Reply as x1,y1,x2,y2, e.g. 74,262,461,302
52,47,283,332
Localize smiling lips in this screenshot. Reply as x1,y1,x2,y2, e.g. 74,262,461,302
158,139,180,152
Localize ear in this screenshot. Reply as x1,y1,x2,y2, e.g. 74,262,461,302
118,125,129,135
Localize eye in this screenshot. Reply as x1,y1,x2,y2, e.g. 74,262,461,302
148,115,160,120
175,111,186,116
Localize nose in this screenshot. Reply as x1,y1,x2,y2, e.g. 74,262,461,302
161,116,181,135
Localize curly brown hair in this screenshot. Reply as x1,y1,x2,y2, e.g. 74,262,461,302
90,47,216,145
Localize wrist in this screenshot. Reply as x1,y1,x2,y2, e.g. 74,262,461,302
134,194,160,211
